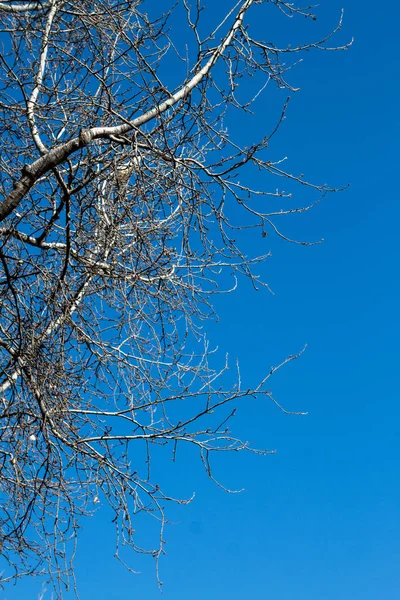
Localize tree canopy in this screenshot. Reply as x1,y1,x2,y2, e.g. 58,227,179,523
0,0,349,596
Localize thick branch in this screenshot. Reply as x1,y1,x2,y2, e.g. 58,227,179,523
0,0,255,222
0,1,50,12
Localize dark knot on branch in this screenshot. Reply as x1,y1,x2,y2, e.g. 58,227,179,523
21,164,35,180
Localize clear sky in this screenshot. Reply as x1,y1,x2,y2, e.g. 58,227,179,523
4,0,400,599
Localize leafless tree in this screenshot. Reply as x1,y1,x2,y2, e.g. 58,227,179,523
0,0,350,596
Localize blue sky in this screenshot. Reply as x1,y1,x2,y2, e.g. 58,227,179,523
4,0,400,598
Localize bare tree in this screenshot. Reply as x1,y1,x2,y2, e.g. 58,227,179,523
0,0,350,596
